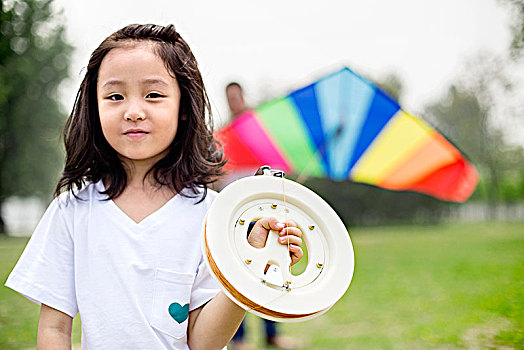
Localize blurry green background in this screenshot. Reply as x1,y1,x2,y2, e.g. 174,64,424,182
1,0,523,349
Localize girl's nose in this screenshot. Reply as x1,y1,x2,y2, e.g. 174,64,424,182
125,112,145,121
124,101,146,121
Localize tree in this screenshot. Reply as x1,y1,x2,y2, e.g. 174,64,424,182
0,0,72,233
377,72,404,102
499,0,524,58
425,54,524,217
426,86,502,203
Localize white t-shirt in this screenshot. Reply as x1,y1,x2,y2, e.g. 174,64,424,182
5,181,220,349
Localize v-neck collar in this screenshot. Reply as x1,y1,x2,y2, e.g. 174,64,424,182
95,180,181,229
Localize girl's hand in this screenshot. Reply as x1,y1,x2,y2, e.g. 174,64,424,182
247,217,303,265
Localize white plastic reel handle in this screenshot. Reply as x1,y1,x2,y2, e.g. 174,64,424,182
203,175,354,322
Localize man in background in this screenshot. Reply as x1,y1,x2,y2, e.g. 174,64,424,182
226,82,248,116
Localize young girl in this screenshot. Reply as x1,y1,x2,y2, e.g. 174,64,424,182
6,24,303,349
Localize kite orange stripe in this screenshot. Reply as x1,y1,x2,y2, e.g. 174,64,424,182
378,132,461,190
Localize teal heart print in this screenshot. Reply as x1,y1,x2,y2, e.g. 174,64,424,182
168,302,189,324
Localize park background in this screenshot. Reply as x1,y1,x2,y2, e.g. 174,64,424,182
0,0,523,349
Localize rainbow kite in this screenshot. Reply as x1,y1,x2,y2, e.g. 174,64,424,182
216,67,478,202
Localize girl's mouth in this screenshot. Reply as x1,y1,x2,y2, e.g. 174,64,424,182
124,129,149,137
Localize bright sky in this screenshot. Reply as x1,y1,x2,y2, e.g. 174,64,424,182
54,0,518,136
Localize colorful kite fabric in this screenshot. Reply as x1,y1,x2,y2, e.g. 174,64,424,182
216,67,478,202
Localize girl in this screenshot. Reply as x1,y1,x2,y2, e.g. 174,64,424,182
6,24,303,350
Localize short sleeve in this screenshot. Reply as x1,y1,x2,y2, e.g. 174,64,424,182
5,197,78,318
189,256,220,311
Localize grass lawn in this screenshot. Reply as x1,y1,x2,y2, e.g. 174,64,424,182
0,237,82,349
1,222,523,349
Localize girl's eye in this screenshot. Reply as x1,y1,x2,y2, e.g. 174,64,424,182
108,94,124,101
146,92,164,99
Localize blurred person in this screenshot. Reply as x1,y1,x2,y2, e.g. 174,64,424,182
226,82,248,116
211,82,252,191
226,82,301,350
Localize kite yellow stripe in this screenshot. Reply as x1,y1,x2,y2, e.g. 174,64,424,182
350,111,434,184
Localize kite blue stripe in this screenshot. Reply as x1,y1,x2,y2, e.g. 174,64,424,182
290,85,329,173
329,69,375,179
348,89,401,172
314,70,344,178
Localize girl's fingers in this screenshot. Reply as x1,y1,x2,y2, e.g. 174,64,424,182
248,217,303,253
289,244,303,265
248,217,285,248
254,217,284,232
283,220,297,228
278,234,302,246
278,227,302,239
277,227,303,266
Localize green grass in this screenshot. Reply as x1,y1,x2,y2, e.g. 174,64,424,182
0,237,81,350
1,222,523,349
278,222,524,349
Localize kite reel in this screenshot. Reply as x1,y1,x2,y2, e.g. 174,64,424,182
202,166,355,322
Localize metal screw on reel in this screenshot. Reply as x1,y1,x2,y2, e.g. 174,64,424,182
254,165,285,178
202,166,355,322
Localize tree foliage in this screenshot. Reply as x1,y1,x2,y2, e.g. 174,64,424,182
424,54,524,206
377,72,404,102
0,0,72,232
499,0,524,58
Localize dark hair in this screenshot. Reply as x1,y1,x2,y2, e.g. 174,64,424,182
55,24,225,201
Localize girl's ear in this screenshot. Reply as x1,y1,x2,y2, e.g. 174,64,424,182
180,114,187,121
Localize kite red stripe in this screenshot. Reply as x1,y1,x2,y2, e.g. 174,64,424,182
409,158,478,202
215,127,261,170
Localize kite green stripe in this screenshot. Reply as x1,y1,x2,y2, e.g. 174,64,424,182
256,97,325,177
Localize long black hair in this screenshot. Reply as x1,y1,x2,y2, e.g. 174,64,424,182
55,24,225,201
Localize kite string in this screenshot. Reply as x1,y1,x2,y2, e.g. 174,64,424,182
282,174,292,282
295,146,323,184
295,125,342,184
248,174,293,313
251,174,292,312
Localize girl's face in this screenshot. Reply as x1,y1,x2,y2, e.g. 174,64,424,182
97,42,181,169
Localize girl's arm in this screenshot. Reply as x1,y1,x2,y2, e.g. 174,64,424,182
187,291,246,350
188,218,303,350
37,304,73,350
